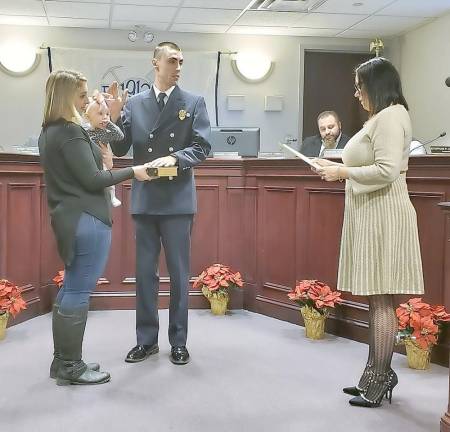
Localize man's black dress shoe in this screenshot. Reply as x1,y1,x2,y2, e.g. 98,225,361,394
125,344,159,363
170,346,190,365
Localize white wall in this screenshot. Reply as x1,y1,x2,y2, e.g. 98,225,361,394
0,25,371,152
399,13,450,146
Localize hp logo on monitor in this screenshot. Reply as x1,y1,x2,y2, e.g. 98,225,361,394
226,135,236,146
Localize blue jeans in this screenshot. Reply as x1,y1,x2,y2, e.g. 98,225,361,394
56,213,111,314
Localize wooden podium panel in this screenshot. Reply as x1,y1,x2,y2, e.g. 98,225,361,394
1,153,449,367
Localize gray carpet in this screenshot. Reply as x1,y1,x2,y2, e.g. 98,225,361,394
1,309,447,432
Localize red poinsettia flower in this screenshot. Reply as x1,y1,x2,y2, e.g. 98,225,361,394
0,279,27,317
411,315,439,349
287,280,342,312
52,270,65,288
396,297,432,329
431,305,450,322
308,284,342,309
194,264,244,294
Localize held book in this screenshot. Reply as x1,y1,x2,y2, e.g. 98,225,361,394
146,167,178,177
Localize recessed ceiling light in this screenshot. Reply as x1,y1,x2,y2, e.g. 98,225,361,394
353,2,364,6
128,30,137,42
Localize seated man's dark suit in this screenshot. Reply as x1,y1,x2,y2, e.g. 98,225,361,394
300,133,350,157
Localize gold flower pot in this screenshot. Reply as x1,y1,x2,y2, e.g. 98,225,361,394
300,306,326,340
0,312,9,341
404,339,431,370
202,287,229,315
210,296,229,315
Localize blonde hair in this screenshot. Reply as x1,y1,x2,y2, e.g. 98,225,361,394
42,70,87,127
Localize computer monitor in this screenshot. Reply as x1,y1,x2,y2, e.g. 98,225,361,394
209,127,260,157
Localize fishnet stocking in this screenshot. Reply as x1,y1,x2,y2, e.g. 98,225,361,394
357,300,375,390
362,294,397,401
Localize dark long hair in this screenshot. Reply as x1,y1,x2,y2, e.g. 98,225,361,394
356,57,408,116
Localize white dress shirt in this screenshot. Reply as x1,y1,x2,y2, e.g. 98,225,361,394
319,132,342,157
153,84,175,105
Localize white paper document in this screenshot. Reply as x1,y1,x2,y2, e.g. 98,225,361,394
280,143,320,170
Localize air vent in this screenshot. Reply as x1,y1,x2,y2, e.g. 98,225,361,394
251,0,327,12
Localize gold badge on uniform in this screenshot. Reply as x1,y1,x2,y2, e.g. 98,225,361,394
178,109,187,121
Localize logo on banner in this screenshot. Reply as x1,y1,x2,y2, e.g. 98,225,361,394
100,66,152,96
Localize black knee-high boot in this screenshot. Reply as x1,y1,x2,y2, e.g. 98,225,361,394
53,306,110,386
50,304,101,378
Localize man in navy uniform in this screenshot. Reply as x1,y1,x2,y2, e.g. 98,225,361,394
109,41,211,365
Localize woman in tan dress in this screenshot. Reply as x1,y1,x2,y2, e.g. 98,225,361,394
315,57,424,408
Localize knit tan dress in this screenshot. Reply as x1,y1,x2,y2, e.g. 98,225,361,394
337,104,424,296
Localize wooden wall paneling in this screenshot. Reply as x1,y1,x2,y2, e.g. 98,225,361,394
225,174,257,309
1,154,450,369
191,180,221,276
39,183,63,311
439,203,450,432
236,175,258,310
6,176,41,322
302,185,344,286
0,179,5,278
409,190,447,305
256,180,297,313
110,183,135,290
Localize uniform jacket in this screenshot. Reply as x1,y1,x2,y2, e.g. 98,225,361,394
111,85,211,215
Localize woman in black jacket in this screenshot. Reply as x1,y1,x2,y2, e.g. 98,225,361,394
39,70,150,386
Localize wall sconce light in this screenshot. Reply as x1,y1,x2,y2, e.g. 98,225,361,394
231,52,274,83
0,40,40,77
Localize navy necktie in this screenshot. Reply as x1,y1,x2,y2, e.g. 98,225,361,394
157,92,166,112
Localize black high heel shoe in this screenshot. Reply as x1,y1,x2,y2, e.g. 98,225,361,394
349,372,395,408
343,368,398,396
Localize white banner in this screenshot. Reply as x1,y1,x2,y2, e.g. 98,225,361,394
50,47,217,120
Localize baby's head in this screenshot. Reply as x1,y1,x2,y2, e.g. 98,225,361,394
85,96,110,130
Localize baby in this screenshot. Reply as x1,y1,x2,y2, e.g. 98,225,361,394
84,94,124,207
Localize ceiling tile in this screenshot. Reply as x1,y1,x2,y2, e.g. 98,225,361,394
45,1,110,19
228,26,293,36
352,15,430,33
175,8,242,25
236,10,305,26
294,12,368,29
49,17,109,28
0,0,45,16
288,27,340,37
337,29,382,38
315,0,394,15
376,0,450,17
112,4,177,22
183,0,252,9
50,0,111,3
114,0,181,5
110,20,170,31
170,23,228,33
0,14,48,25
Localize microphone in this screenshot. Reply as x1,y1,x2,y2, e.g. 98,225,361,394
446,77,450,87
409,131,446,154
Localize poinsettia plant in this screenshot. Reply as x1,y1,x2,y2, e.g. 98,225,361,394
0,279,27,317
52,270,106,288
193,264,244,299
287,280,342,316
396,298,450,350
53,270,64,288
